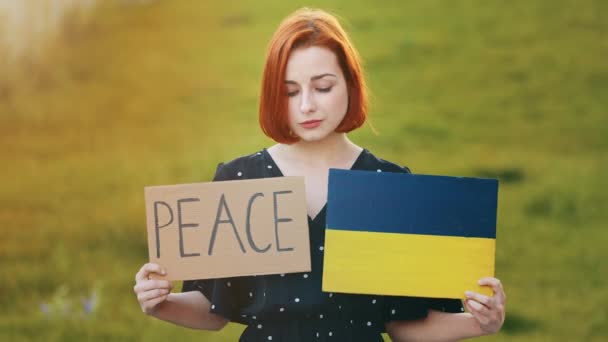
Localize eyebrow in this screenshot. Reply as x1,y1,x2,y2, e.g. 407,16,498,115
284,73,337,84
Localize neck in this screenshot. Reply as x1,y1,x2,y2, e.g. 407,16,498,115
277,132,357,165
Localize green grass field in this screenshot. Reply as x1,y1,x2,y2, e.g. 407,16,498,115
1,0,606,340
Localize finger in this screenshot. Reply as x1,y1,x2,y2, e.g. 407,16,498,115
465,299,493,327
135,263,165,282
478,277,506,304
138,288,170,303
135,263,153,282
142,294,169,313
464,291,493,309
464,300,490,326
134,280,173,293
466,299,490,316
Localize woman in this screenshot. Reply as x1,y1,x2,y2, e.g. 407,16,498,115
133,8,506,341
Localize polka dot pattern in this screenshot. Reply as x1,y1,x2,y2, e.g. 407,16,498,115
181,148,465,340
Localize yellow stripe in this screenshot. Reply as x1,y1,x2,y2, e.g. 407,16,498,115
322,229,495,299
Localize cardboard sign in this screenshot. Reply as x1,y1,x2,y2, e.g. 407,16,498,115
323,169,498,299
144,177,310,281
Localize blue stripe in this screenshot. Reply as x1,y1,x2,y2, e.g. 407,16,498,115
326,169,498,239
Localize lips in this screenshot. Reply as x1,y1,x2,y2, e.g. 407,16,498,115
300,119,322,129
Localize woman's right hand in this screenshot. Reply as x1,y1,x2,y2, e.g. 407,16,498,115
133,263,173,315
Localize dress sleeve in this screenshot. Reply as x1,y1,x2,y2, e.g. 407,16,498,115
382,295,429,323
425,297,465,313
181,162,248,323
382,296,464,325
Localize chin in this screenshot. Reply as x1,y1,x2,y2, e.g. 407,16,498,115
294,130,333,143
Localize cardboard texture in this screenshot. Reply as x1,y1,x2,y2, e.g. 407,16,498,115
144,177,310,281
323,169,498,299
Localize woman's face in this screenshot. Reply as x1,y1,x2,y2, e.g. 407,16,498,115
284,46,349,143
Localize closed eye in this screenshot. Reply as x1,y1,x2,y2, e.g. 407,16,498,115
286,86,332,97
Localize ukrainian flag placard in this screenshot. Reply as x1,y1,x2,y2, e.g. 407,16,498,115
322,169,498,299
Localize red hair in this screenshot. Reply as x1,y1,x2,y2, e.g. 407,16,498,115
258,8,368,144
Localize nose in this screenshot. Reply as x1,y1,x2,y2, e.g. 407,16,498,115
299,89,317,114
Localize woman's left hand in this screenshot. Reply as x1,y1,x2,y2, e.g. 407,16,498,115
464,277,506,335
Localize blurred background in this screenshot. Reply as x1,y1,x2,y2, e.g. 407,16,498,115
1,0,606,341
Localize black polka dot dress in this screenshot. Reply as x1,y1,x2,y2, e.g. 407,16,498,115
182,148,464,341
